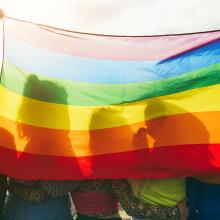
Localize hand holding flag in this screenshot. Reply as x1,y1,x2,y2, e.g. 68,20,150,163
0,9,4,19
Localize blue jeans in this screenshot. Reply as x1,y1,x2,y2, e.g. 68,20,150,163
187,178,220,220
3,194,72,220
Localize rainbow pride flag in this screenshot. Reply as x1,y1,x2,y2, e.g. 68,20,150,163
0,18,220,179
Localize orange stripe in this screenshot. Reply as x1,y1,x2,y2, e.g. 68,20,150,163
0,111,219,157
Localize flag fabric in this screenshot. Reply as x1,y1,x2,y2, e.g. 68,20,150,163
0,18,220,179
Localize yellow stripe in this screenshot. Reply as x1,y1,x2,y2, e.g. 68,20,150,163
0,84,220,130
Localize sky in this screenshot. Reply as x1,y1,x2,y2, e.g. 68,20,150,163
0,0,220,35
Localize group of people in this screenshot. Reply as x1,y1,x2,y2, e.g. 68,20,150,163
0,176,220,219
1,8,220,220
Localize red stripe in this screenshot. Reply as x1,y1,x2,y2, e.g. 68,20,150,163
0,144,220,179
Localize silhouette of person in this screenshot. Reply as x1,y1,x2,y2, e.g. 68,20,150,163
16,74,82,178
3,75,81,220
129,98,210,220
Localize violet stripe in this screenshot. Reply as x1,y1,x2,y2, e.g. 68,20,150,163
6,18,220,61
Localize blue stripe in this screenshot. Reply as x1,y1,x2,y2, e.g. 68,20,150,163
5,35,220,84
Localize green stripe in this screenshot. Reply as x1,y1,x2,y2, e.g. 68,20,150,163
1,61,220,106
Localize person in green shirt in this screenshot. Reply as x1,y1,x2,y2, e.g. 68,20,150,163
128,178,188,220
